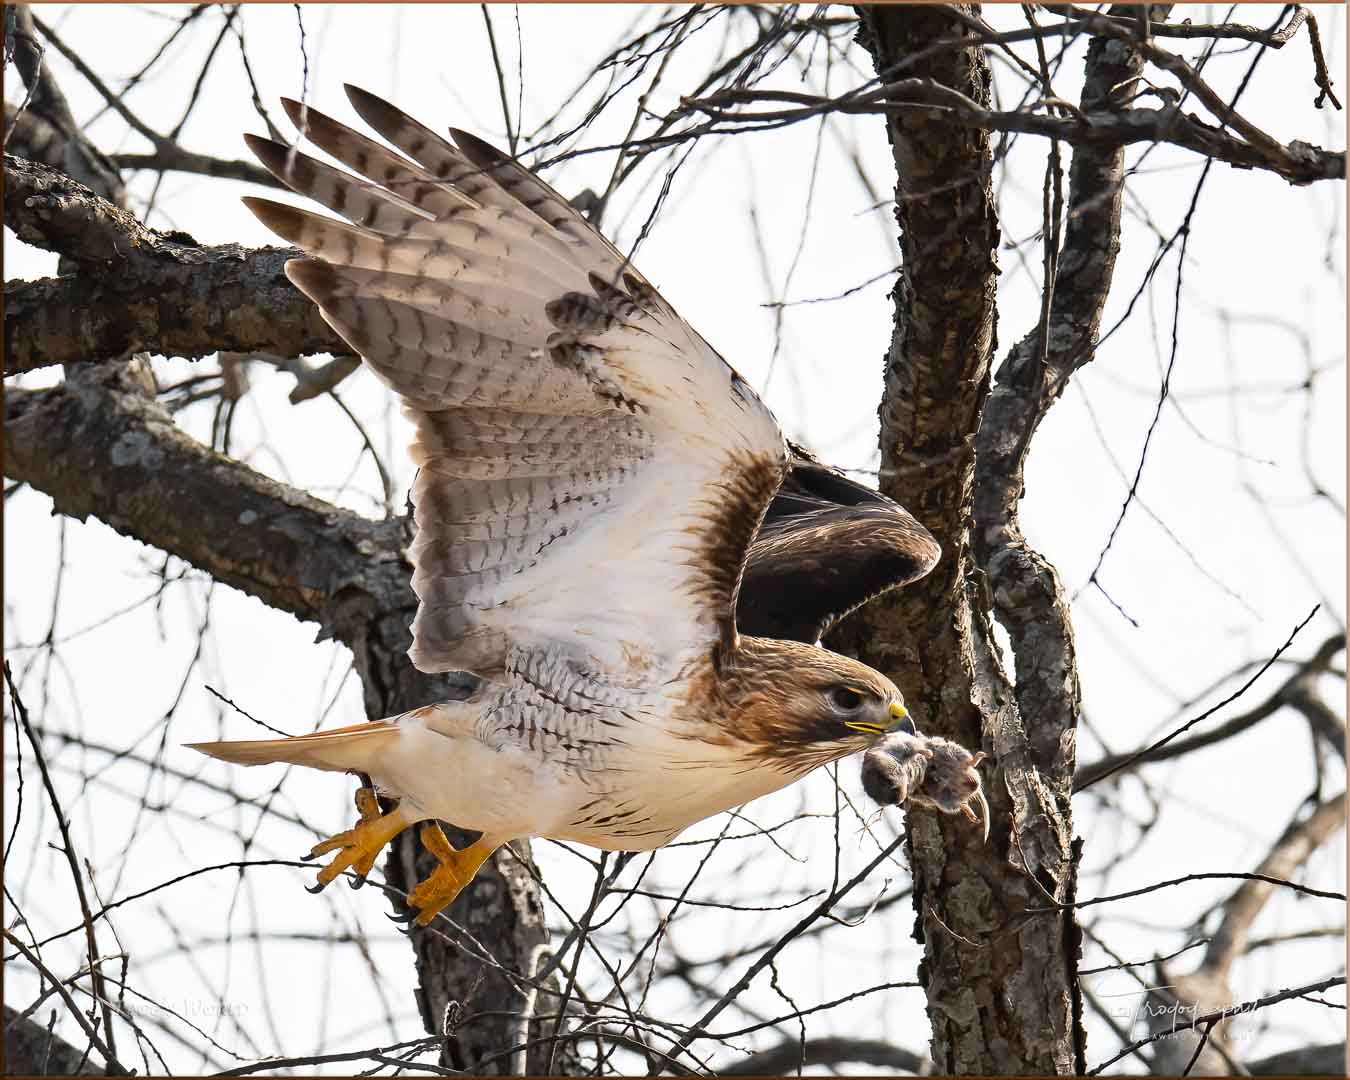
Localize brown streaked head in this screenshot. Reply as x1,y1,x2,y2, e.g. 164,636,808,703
713,636,914,773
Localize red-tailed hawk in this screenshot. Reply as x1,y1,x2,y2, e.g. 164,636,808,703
190,86,985,926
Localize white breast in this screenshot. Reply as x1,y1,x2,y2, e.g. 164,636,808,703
363,683,812,850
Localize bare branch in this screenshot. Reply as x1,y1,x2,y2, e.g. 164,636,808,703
3,5,124,203
678,79,1345,185
1202,791,1347,979
1058,3,1341,110
1030,870,1345,914
2,1003,99,1076
108,149,286,189
662,834,906,1066
974,3,1172,791
25,8,277,191
5,155,346,374
3,930,129,1076
1246,1041,1347,1075
4,363,404,631
718,1036,929,1075
4,663,119,1062
1087,976,1347,1075
1076,627,1340,789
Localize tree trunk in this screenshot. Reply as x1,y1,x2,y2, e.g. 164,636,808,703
837,6,1086,1073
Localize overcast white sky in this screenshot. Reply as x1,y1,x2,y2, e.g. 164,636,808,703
5,4,1345,1073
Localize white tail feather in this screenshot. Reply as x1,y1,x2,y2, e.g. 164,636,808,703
187,720,398,774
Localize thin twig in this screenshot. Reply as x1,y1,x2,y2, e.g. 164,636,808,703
1076,607,1320,791
5,662,119,1063
1088,976,1346,1074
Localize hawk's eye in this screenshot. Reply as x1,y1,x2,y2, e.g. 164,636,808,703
830,686,865,712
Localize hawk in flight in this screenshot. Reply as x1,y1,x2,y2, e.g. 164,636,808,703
191,87,985,926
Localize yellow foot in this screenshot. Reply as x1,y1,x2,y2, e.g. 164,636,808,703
342,785,385,888
407,823,500,926
306,798,412,894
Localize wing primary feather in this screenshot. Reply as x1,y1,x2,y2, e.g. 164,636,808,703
246,134,437,236
448,126,633,276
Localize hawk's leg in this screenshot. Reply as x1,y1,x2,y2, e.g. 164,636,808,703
306,799,415,894
407,823,500,926
344,782,384,889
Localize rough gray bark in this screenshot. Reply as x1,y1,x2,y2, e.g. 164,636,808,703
5,365,403,626
3,362,571,1074
4,155,348,374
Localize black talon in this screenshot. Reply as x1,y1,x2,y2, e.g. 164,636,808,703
348,873,367,891
306,880,328,895
301,851,321,863
386,908,415,925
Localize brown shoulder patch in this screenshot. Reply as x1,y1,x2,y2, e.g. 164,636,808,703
686,449,787,657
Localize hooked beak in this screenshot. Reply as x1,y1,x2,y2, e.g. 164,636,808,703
885,701,915,735
845,702,914,739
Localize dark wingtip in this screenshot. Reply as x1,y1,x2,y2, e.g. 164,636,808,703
279,96,306,129
343,83,385,115
242,132,283,159
280,96,339,137
283,258,339,303
244,133,303,187
343,83,374,105
240,196,307,244
448,127,509,166
344,83,399,130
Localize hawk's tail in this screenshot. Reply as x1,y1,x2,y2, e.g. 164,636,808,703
187,719,399,774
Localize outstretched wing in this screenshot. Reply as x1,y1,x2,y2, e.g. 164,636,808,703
243,87,786,679
737,444,940,643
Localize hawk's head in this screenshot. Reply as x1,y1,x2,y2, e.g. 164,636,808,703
718,637,914,772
